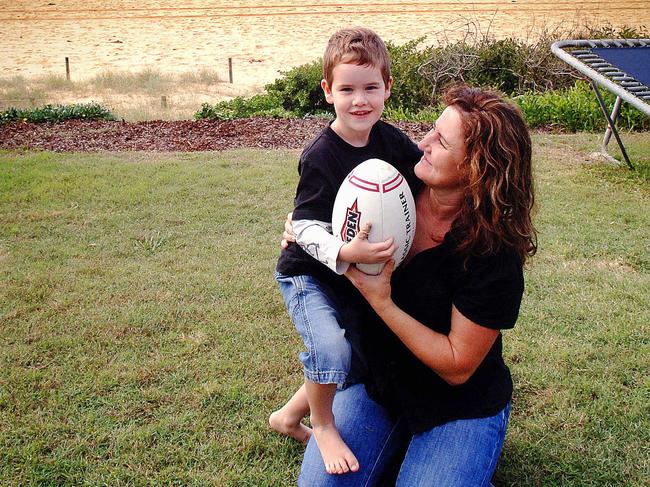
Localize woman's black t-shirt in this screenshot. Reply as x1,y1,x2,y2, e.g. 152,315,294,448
360,230,524,434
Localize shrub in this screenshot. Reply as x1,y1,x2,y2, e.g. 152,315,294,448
265,59,330,116
516,81,649,132
386,38,434,112
384,105,440,122
0,102,115,124
194,93,293,120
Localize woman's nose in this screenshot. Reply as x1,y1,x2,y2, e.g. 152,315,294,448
418,129,436,150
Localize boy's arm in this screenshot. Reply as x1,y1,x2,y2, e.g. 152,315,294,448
294,219,348,274
294,219,397,275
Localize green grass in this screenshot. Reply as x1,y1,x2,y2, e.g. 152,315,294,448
1,134,649,485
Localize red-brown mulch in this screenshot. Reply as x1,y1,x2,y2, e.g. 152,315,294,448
0,117,433,152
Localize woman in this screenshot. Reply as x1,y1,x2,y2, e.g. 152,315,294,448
286,85,536,486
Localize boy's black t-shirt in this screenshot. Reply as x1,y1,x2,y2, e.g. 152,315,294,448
276,120,423,291
361,229,525,434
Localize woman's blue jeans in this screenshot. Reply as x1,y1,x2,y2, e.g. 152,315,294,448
299,383,510,486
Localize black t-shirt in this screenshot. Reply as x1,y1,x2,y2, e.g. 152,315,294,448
361,229,525,434
276,120,423,292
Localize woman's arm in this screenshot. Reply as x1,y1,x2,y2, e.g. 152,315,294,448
346,261,499,385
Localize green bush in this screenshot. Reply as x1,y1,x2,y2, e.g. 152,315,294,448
265,59,330,116
0,102,115,124
386,38,434,112
419,35,575,99
384,105,440,122
194,92,292,120
469,38,523,93
516,81,649,131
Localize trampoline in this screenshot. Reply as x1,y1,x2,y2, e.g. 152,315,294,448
551,39,650,169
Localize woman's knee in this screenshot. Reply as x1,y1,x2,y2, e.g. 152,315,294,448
299,384,408,486
396,404,510,486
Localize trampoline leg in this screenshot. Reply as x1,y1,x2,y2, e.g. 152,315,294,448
591,81,634,170
602,96,622,150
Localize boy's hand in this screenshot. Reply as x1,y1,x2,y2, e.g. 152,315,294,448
338,222,396,264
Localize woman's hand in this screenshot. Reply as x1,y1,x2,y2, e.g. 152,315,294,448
345,259,396,314
281,212,295,249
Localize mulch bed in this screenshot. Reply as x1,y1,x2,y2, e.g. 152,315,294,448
0,118,433,152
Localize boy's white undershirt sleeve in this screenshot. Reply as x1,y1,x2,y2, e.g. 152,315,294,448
294,219,350,275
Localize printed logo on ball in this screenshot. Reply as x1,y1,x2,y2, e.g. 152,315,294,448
340,199,361,242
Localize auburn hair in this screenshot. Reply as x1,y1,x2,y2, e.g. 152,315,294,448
444,85,537,264
322,27,391,87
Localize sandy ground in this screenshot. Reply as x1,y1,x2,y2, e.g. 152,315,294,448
1,1,648,94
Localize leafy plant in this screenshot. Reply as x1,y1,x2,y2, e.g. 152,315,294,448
265,59,330,115
384,105,440,122
194,93,292,120
132,231,168,254
516,81,649,131
386,38,434,112
0,102,115,124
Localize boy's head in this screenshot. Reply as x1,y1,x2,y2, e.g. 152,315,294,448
322,27,391,87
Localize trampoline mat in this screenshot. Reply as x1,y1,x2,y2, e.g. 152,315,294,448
592,46,650,88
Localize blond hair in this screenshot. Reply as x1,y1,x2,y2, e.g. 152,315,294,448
323,27,391,86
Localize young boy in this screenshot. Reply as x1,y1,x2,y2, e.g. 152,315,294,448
271,27,423,475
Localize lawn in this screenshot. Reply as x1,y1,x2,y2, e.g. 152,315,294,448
1,133,649,485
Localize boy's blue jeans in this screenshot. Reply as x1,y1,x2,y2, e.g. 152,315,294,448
276,273,352,387
299,383,511,486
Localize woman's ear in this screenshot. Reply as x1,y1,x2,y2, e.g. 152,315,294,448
321,79,334,104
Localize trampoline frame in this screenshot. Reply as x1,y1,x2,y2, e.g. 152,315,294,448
551,39,650,170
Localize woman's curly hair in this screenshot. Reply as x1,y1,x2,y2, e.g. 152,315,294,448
444,84,537,264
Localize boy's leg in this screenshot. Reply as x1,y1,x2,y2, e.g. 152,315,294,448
299,383,409,487
395,402,511,487
276,274,359,473
304,380,358,475
268,383,312,444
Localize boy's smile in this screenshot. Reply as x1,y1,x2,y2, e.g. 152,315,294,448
322,63,392,147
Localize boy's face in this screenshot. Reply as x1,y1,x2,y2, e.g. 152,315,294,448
321,63,392,145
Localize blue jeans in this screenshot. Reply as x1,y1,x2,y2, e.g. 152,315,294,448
276,273,352,387
299,383,511,486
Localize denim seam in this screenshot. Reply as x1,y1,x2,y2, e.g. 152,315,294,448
294,275,319,375
365,416,404,487
479,405,509,487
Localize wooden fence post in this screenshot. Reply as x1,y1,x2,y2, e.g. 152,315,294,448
65,57,70,81
228,58,233,84
161,96,167,109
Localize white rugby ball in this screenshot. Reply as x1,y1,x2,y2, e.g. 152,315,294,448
332,158,416,275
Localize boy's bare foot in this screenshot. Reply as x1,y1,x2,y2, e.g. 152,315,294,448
269,409,313,444
312,422,360,475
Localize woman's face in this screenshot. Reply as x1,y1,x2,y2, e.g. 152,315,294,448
415,106,467,191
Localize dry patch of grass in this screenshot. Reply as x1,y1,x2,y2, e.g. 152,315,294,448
0,69,257,121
